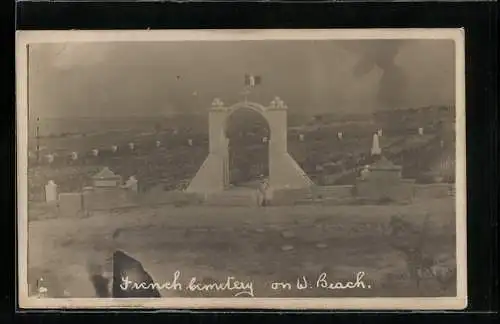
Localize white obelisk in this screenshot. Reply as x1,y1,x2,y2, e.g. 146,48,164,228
371,133,382,156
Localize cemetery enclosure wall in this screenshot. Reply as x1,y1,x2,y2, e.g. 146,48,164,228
414,183,454,199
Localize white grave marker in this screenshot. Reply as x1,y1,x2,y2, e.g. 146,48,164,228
360,165,370,180
46,154,54,164
262,136,268,143
92,149,99,157
111,145,118,153
188,139,193,146
128,142,135,151
156,140,161,148
337,132,343,140
70,152,78,160
377,129,383,137
45,180,58,203
299,134,304,142
418,127,424,135
125,176,138,193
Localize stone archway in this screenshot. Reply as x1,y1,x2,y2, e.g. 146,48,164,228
186,97,313,193
225,106,270,186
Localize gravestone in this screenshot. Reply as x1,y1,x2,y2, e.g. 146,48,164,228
85,169,130,211
45,180,58,203
355,156,414,203
377,129,383,137
299,134,304,142
337,132,343,140
418,127,424,136
70,152,78,161
92,167,122,188
360,165,370,180
129,142,135,151
111,145,118,153
124,176,138,193
46,154,54,164
92,149,99,157
187,139,193,146
156,140,161,148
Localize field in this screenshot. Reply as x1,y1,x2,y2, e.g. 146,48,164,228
27,108,455,199
27,197,456,299
25,107,457,299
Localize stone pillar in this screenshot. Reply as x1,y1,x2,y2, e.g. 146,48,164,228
186,98,227,193
266,97,312,190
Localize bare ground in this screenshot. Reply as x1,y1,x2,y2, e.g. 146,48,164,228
26,197,457,298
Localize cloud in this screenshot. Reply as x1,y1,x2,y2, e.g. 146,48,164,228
27,40,455,118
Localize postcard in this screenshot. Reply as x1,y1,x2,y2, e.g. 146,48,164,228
16,28,467,310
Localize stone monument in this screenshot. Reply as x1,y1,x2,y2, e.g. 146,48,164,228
371,133,382,156
355,156,414,203
186,97,313,194
92,167,122,188
84,167,129,211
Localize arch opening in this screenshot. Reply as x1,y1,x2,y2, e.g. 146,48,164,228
224,107,270,188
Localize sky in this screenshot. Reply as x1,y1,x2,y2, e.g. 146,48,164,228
28,39,455,119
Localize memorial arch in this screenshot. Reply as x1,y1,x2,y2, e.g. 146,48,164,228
186,97,313,193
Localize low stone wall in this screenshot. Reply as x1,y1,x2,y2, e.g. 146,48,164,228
204,191,259,207
313,185,354,200
414,183,453,199
271,188,314,206
82,188,135,211
139,189,204,206
34,183,456,218
354,179,415,204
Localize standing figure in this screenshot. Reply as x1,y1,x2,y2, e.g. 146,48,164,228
258,176,271,207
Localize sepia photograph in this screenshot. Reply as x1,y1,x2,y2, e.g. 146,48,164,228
16,29,466,310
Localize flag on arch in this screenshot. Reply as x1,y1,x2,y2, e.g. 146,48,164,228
244,74,262,88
